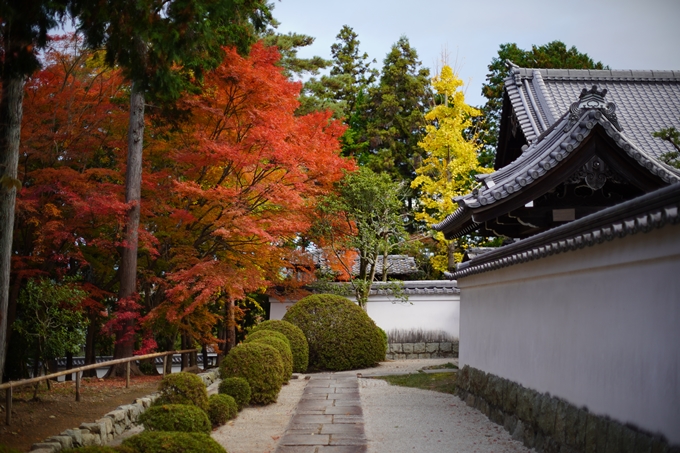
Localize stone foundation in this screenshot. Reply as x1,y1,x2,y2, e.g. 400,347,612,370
385,341,458,360
456,365,678,453
30,369,220,452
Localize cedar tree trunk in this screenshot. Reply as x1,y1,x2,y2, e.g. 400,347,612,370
107,81,145,377
0,76,24,381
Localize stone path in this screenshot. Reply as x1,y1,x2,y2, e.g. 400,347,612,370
275,374,367,453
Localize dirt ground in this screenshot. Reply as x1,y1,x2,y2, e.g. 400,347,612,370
0,375,161,452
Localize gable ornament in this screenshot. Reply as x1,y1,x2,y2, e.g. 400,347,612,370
564,85,622,132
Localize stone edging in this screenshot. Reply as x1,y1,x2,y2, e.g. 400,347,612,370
386,341,459,360
455,365,677,452
30,369,220,453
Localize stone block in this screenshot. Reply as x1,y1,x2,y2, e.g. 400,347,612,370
554,399,568,445
584,413,607,453
113,421,125,436
537,393,557,438
47,436,72,450
134,397,152,408
425,343,439,353
106,409,127,423
516,386,535,422
30,443,61,452
503,379,518,414
96,417,113,436
457,366,470,391
413,342,426,353
486,375,505,408
80,431,101,447
385,353,394,360
523,423,536,449
465,394,475,407
574,408,588,451
60,429,82,447
470,368,489,395
440,342,452,352
650,436,670,453
402,343,413,354
512,419,525,442
504,414,518,435
633,431,653,453
418,353,431,359
534,431,546,452
543,437,560,453
490,407,504,425
395,353,406,360
127,404,141,422
620,425,637,453
479,399,490,416
606,420,623,453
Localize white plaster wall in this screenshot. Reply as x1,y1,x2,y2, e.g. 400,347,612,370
268,294,460,339
269,301,294,320
363,295,459,339
458,222,680,444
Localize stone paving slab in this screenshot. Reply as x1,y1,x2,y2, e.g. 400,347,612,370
275,375,366,453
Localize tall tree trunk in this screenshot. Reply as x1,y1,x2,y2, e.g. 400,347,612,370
83,316,98,377
107,81,145,378
65,352,73,381
201,344,209,370
226,299,236,353
0,76,25,382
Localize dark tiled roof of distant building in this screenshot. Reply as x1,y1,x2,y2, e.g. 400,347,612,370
351,254,419,276
368,280,460,296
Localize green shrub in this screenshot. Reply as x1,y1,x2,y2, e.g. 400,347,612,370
244,334,293,382
122,431,226,453
245,329,290,346
378,327,388,355
250,319,309,372
0,447,23,453
152,372,208,412
283,293,385,371
220,342,284,404
218,376,251,410
138,404,211,433
208,393,238,426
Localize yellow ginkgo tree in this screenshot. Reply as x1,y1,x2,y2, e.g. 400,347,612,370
411,65,492,272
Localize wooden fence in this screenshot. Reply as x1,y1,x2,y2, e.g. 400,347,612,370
0,348,200,425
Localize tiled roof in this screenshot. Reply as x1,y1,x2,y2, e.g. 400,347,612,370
351,254,419,276
433,86,680,237
448,183,680,279
505,67,680,159
368,280,460,296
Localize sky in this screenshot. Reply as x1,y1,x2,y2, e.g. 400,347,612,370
270,0,680,108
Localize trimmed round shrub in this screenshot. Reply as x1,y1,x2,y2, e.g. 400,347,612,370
218,376,251,410
220,342,284,404
283,293,385,371
138,404,211,433
208,393,238,426
152,372,208,412
122,431,226,453
244,334,293,382
246,329,290,346
378,327,388,356
250,320,309,372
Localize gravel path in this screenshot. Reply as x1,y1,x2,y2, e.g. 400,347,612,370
211,377,307,453
360,378,533,453
209,360,534,453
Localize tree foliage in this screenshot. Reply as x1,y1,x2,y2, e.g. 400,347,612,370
412,66,491,271
312,167,406,306
13,278,88,370
479,41,606,166
364,36,431,184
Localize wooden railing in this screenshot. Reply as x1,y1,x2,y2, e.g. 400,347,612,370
0,348,200,425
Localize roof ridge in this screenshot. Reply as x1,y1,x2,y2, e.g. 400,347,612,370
511,67,680,81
